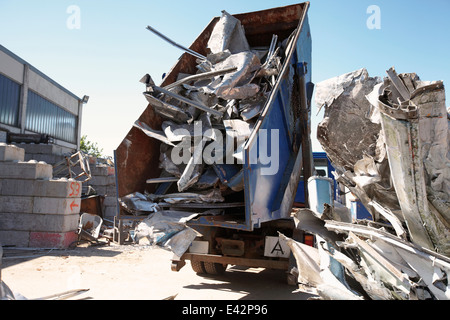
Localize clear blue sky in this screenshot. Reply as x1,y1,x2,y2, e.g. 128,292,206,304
1,0,449,156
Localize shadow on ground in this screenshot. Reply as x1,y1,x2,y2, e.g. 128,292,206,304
1,243,122,268
183,265,314,300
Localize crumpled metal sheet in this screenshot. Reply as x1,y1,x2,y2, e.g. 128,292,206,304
315,68,401,222
278,233,322,289
133,120,175,147
316,68,450,249
195,166,219,190
222,119,253,162
119,192,160,216
201,51,261,100
159,144,183,178
316,68,384,170
411,82,450,216
280,232,364,300
148,188,224,204
324,220,450,300
207,10,250,55
134,210,199,257
370,70,450,255
239,92,266,121
162,113,216,143
308,67,450,299
1,281,16,300
144,92,193,124
177,137,207,192
290,207,450,300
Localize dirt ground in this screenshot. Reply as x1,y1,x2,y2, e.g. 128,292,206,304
1,242,313,301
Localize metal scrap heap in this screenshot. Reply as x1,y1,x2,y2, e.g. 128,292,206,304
118,11,292,255
282,67,450,300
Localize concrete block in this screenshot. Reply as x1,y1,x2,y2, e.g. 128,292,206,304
0,196,80,215
0,196,33,213
0,160,53,180
12,143,65,155
0,212,80,233
0,143,25,162
0,230,29,247
90,165,115,176
89,175,116,186
91,185,107,196
0,179,82,198
90,165,108,176
33,197,81,215
29,231,78,249
106,185,117,196
24,153,65,165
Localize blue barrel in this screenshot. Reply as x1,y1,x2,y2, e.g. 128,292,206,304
307,176,334,217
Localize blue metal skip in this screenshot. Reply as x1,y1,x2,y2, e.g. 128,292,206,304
188,4,313,231
115,3,314,233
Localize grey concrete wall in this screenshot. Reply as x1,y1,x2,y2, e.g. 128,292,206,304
12,142,72,166
0,144,82,248
0,45,84,150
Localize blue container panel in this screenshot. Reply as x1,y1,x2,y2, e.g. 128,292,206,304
243,13,312,231
295,180,306,203
246,90,292,228
351,201,372,221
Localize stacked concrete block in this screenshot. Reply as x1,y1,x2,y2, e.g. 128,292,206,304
12,143,74,166
0,143,81,248
86,161,118,221
0,143,24,161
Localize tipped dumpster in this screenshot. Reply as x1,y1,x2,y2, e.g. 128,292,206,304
115,2,314,274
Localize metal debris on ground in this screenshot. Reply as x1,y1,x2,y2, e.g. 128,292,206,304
78,213,103,240
119,9,290,257
134,210,199,257
281,67,450,300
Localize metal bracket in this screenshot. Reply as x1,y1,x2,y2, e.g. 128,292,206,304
378,95,418,120
53,150,92,182
296,62,308,77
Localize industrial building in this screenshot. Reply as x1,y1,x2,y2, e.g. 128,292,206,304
0,44,87,153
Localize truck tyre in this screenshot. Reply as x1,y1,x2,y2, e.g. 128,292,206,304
191,260,206,274
203,262,227,275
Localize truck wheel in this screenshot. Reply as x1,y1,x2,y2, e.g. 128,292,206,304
203,262,227,275
191,260,206,274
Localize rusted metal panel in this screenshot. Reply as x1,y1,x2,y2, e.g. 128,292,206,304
80,195,104,217
115,105,162,198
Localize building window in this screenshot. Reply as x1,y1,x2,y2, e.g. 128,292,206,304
0,73,21,127
26,90,78,144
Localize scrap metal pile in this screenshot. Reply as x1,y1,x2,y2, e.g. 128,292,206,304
118,11,290,254
282,67,450,300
